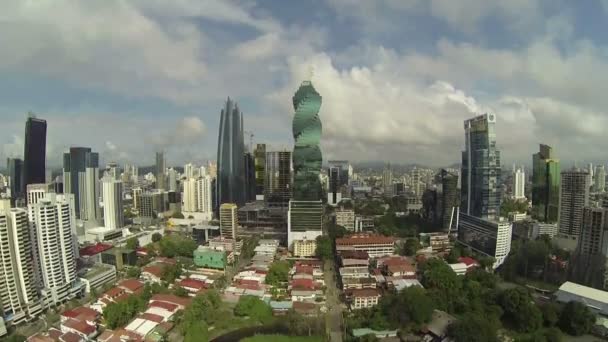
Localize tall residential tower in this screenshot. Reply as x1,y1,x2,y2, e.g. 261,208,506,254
532,144,560,222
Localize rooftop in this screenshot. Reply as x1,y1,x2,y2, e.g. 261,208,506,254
347,288,381,298
557,281,608,304
336,234,396,246
118,279,145,293
79,243,113,256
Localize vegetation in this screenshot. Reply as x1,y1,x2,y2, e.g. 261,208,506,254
179,290,222,338
103,294,147,329
161,263,182,283
152,232,162,242
184,323,209,342
558,301,595,336
242,335,323,342
315,235,333,261
158,235,198,258
126,236,139,250
354,199,385,216
265,261,290,287
401,238,422,256
500,198,528,217
173,285,189,297
233,295,273,323
126,266,141,278
3,334,26,342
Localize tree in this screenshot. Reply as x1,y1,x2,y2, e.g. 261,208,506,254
179,290,222,335
266,261,290,286
500,198,528,217
152,232,162,242
478,256,495,270
420,259,462,312
126,266,141,279
540,303,560,327
184,322,208,342
393,286,434,325
315,235,333,261
234,295,272,323
559,301,595,336
161,264,182,283
173,286,189,297
126,237,139,250
448,313,498,342
445,247,461,264
402,238,421,256
4,334,26,342
499,287,542,333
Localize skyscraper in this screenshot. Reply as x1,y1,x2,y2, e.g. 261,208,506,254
244,152,256,202
328,166,342,206
532,144,560,222
265,151,293,207
292,81,323,201
558,168,590,248
382,163,393,197
571,207,608,290
216,98,245,207
327,160,350,188
254,144,266,196
6,158,23,201
31,193,77,305
219,203,238,240
156,151,166,190
63,147,98,220
23,116,47,192
461,113,501,220
595,165,606,193
167,168,177,192
513,166,526,200
0,202,43,324
440,169,459,231
102,176,124,230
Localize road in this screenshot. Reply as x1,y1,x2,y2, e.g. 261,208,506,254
324,260,343,342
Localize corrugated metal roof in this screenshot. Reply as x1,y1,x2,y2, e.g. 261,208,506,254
558,281,608,304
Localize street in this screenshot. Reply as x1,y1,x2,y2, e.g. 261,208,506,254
324,260,344,342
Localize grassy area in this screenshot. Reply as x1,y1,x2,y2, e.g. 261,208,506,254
208,307,278,339
241,334,323,342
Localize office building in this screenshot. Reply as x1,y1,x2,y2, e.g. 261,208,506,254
457,213,512,268
105,162,119,180
328,166,342,206
216,97,246,207
461,113,501,220
336,209,355,231
6,158,23,201
265,151,292,207
0,203,43,324
219,203,238,240
23,116,47,193
328,160,350,187
132,188,142,211
287,200,323,249
244,152,256,202
293,239,317,258
532,144,560,222
102,176,124,230
382,163,393,197
182,178,197,212
292,81,323,201
183,163,195,179
411,167,422,199
596,165,606,193
155,152,166,190
336,234,396,258
63,148,99,220
26,183,54,207
440,169,459,231
513,166,526,200
31,194,77,306
167,168,177,192
254,144,266,196
570,207,608,290
558,168,590,248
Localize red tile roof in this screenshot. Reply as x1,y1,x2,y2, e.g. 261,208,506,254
458,257,479,267
63,318,96,335
291,278,314,290
293,301,317,314
114,293,131,303
387,264,416,275
59,331,82,342
149,301,179,312
139,313,164,323
348,288,381,298
336,234,396,246
62,306,99,322
179,278,207,290
295,265,314,275
119,279,145,293
103,287,126,299
151,294,192,308
143,265,163,278
236,283,261,291
79,243,113,256
237,279,260,287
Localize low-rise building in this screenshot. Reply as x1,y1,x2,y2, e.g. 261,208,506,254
335,209,355,231
336,234,396,258
142,265,164,283
79,263,117,294
193,245,227,270
354,216,374,232
348,288,381,309
293,239,316,257
556,281,608,316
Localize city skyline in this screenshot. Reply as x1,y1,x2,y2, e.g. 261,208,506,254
1,1,608,167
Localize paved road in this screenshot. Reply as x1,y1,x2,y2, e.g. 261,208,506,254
324,260,343,342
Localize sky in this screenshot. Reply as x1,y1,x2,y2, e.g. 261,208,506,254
1,0,608,168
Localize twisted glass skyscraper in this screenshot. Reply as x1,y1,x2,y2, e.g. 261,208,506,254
216,97,245,207
292,81,322,201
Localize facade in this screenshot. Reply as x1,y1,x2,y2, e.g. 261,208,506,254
461,113,501,220
132,188,142,211
63,147,99,220
31,194,78,306
265,151,292,207
328,160,350,188
193,246,227,269
532,144,560,222
349,289,381,310
328,166,342,206
440,169,459,231
558,169,590,244
0,204,43,325
335,209,355,231
355,216,374,232
254,144,266,196
292,81,323,201
457,213,512,268
7,158,23,201
336,234,396,258
220,203,238,240
155,151,166,190
23,116,47,193
101,176,124,230
570,207,608,289
382,163,393,197
216,97,246,207
182,177,197,212
293,239,317,257
288,200,323,249
244,152,256,202
513,166,526,200
596,165,606,193
26,183,54,207
167,168,177,192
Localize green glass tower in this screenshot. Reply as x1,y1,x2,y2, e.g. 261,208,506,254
532,144,560,222
292,80,322,201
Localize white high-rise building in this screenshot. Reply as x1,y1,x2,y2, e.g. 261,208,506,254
82,161,100,222
513,166,526,199
184,163,195,179
182,178,197,212
0,202,43,324
132,188,142,211
30,194,77,306
168,168,177,192
102,177,124,230
196,175,213,215
595,165,606,193
199,166,207,177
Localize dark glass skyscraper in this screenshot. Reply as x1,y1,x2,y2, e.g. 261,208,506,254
216,97,245,207
63,147,98,219
254,144,266,196
292,81,322,201
244,152,256,202
23,116,47,192
440,169,459,231
461,113,501,220
7,158,23,201
155,151,166,190
532,144,560,223
265,151,292,207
